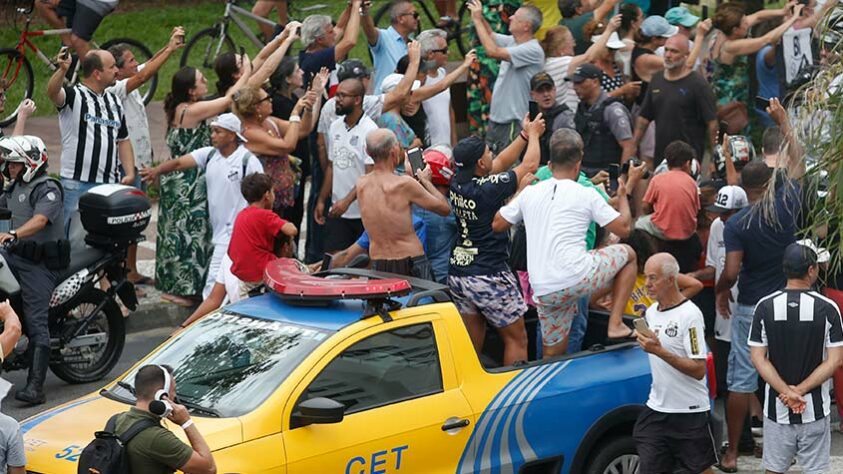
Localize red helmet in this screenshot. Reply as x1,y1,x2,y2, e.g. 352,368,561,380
423,147,454,186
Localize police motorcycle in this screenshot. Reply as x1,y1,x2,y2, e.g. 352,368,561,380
0,136,150,384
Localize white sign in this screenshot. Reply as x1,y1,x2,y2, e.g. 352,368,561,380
782,27,813,85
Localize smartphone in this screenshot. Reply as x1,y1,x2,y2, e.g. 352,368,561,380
59,46,71,61
702,5,709,20
319,253,333,272
633,318,655,338
607,164,620,183
754,96,771,110
528,101,540,121
407,147,424,176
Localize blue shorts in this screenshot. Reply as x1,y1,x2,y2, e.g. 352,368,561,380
61,178,100,230
727,303,758,393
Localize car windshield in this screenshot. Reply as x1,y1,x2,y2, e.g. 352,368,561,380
109,311,331,417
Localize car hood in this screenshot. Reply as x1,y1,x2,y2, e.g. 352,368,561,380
22,393,243,473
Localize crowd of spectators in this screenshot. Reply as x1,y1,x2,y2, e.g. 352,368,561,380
3,0,843,471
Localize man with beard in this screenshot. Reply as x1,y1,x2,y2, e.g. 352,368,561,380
315,78,378,252
46,49,136,220
633,35,718,167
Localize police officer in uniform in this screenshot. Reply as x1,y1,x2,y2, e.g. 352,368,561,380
566,64,636,178
529,72,575,165
0,135,66,405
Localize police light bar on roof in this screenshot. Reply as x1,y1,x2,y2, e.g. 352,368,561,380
263,258,412,302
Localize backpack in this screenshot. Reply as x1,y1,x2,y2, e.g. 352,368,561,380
77,413,158,474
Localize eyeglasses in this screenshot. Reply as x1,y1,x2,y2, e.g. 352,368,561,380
259,95,272,103
430,47,448,54
400,11,420,19
334,92,360,100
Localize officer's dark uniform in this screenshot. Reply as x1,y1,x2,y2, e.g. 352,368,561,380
574,93,632,177
0,172,64,404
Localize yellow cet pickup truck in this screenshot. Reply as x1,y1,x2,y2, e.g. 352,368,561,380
21,259,652,473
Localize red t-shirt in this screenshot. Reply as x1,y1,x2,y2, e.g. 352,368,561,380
228,207,288,283
643,169,700,240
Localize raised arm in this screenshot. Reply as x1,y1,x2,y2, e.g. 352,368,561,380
412,50,477,102
722,5,803,57
125,27,185,94
572,15,621,71
468,0,510,61
746,0,794,27
361,1,381,46
686,19,712,69
406,169,451,216
382,41,422,111
593,0,621,23
767,97,804,179
336,0,362,61
47,51,71,107
249,24,300,87
182,55,253,125
491,115,532,173
245,100,308,155
251,22,293,72
603,178,632,238
511,115,545,181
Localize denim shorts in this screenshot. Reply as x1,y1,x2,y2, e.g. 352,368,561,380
726,303,758,393
61,178,100,230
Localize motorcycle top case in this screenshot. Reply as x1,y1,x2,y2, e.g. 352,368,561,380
79,184,151,244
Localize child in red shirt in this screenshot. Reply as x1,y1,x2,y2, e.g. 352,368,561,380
228,173,298,295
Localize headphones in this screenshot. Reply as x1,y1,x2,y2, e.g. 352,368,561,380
149,365,173,418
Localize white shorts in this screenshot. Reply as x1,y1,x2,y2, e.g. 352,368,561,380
214,253,243,305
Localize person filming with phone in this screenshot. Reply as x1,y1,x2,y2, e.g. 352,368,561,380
633,252,717,474
355,129,450,280
111,365,216,474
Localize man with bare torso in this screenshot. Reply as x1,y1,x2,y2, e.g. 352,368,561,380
356,129,451,280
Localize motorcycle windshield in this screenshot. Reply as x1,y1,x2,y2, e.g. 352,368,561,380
109,311,331,417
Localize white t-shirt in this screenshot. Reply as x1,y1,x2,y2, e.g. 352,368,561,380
327,115,378,219
106,78,152,168
705,217,736,342
644,299,710,413
422,68,452,147
317,95,385,135
499,178,620,297
544,56,579,111
189,145,264,245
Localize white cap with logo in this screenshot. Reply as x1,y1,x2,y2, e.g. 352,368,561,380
706,185,748,213
210,113,248,142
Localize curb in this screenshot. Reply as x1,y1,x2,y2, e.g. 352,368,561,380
125,302,192,333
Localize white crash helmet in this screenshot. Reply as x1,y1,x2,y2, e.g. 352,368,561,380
0,135,49,183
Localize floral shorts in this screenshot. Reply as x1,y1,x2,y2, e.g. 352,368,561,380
535,245,630,346
448,271,527,328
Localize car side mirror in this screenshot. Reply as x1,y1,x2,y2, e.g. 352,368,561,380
291,397,345,428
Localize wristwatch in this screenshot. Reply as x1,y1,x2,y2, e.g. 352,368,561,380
8,230,17,241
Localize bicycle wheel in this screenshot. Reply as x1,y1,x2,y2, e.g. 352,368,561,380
100,38,157,105
181,26,236,93
0,48,34,128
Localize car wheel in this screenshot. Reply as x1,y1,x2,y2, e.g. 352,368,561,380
586,436,639,474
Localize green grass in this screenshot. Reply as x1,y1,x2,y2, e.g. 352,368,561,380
0,0,465,122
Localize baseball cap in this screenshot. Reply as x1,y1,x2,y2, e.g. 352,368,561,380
453,136,487,184
782,240,828,276
565,63,602,83
380,73,420,94
336,59,370,82
665,7,700,28
590,32,626,49
530,71,555,90
796,239,830,264
210,113,248,142
641,15,680,38
706,185,748,213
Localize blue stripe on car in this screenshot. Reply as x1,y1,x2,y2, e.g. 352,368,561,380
21,396,98,434
458,361,572,473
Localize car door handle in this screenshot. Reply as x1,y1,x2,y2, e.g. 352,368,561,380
441,418,471,431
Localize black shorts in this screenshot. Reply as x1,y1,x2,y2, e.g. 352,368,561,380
633,407,718,474
372,255,435,281
324,217,364,253
58,0,114,41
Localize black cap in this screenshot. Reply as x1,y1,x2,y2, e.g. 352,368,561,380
782,242,818,277
565,63,602,83
530,71,555,91
337,59,370,82
453,136,487,184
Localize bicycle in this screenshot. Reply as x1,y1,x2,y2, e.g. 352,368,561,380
372,0,472,55
180,0,327,88
0,0,156,127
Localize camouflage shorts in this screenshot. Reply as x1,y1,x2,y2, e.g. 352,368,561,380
448,271,527,328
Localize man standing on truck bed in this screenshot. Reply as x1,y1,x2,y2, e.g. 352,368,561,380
356,129,451,280
634,253,717,474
